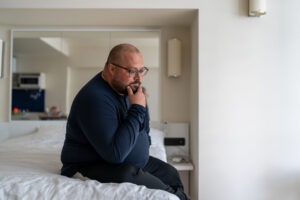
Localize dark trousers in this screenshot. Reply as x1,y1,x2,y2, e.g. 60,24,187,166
78,156,190,200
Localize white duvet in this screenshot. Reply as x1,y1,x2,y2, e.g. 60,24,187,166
0,124,178,200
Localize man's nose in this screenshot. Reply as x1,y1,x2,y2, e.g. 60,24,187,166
134,72,142,80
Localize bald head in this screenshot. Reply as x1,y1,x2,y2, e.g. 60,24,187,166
105,43,141,68
101,43,145,95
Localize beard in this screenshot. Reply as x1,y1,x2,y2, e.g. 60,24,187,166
111,79,141,95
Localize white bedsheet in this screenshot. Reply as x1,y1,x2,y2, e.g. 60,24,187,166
0,124,178,200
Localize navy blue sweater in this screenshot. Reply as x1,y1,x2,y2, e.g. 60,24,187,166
61,73,150,177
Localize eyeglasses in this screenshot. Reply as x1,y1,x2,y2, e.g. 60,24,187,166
111,63,149,78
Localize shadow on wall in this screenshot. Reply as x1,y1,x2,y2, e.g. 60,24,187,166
266,173,300,200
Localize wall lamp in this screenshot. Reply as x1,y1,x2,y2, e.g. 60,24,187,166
249,0,266,17
167,38,181,78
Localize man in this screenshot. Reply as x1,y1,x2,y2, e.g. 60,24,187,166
60,43,190,200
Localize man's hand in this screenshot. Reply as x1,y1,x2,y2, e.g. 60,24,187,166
127,86,146,107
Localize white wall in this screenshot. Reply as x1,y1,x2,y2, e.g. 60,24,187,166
198,1,300,200
1,1,300,200
66,67,100,114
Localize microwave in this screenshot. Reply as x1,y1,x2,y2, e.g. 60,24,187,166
17,73,46,89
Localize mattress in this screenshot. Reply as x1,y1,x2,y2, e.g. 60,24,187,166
0,123,179,200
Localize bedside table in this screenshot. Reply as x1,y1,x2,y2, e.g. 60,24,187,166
168,161,194,196
169,161,194,171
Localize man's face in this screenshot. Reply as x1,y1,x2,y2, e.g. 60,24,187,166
110,52,145,95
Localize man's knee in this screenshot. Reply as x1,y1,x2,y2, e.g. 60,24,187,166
161,161,180,176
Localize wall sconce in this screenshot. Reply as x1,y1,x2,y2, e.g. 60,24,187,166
167,38,182,78
249,0,266,17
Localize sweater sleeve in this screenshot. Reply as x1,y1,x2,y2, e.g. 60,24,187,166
77,91,148,164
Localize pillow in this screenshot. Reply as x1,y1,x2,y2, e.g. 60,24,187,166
0,123,66,151
149,128,167,162
149,128,165,147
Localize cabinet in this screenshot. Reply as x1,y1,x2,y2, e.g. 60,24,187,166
12,89,45,113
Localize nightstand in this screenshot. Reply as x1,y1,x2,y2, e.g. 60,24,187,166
169,161,194,196
170,161,194,171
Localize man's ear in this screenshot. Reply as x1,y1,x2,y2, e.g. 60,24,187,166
107,63,115,74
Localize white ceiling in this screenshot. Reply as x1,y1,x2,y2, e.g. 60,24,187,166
0,8,197,26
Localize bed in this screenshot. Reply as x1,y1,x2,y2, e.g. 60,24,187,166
0,121,179,200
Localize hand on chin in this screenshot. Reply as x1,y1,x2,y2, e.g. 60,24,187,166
129,84,140,94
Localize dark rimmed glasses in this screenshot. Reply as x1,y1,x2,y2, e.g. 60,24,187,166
111,63,149,78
